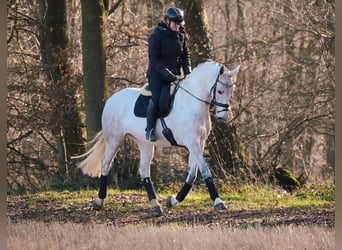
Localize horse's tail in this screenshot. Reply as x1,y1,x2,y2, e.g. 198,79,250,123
73,131,105,177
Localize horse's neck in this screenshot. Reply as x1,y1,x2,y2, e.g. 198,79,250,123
181,76,211,101
174,76,212,119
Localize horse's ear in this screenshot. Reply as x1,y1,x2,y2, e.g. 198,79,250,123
219,65,224,75
227,65,240,77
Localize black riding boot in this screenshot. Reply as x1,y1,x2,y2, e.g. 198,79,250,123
145,100,158,141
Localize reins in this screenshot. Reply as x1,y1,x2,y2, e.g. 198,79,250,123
176,82,212,106
176,72,232,111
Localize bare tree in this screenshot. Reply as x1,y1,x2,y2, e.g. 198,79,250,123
210,0,334,184
7,0,86,188
175,0,211,66
80,0,110,139
38,0,85,180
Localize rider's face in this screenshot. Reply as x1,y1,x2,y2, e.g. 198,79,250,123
169,20,180,31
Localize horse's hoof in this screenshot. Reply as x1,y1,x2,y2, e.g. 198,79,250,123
214,202,228,211
150,205,163,217
166,196,174,208
92,198,103,211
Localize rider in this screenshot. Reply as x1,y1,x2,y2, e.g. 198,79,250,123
145,7,192,141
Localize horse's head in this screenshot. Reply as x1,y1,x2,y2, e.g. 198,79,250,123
211,65,240,122
177,62,240,123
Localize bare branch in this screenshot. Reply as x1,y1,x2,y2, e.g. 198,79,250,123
108,0,124,16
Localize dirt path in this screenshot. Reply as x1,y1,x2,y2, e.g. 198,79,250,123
7,194,334,228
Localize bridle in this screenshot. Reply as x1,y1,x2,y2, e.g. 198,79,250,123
176,71,233,112
209,74,233,113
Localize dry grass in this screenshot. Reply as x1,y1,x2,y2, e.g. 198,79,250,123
8,220,334,250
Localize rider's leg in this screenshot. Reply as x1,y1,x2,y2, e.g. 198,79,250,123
145,99,158,141
145,77,162,142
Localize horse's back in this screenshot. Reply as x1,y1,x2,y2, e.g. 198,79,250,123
104,87,140,108
102,87,143,134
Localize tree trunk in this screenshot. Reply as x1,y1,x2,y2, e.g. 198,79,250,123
81,0,109,139
38,0,85,181
175,0,211,66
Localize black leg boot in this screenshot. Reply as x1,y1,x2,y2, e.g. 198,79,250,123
145,100,158,141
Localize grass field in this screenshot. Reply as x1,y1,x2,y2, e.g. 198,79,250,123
7,221,334,250
7,183,335,249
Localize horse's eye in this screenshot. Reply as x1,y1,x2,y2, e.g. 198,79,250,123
218,90,223,94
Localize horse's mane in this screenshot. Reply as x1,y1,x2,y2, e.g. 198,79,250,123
185,61,219,84
191,61,217,74
192,61,214,72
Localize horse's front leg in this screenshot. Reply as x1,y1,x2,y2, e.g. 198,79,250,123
198,155,227,211
166,138,205,208
166,157,198,208
138,143,163,216
168,141,227,211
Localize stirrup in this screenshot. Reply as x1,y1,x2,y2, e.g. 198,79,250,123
146,129,157,141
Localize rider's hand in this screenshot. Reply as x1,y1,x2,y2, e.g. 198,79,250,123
167,73,180,83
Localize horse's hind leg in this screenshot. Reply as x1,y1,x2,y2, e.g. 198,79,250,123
93,141,121,211
137,142,163,216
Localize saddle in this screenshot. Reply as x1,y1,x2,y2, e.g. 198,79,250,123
134,82,184,147
134,83,178,118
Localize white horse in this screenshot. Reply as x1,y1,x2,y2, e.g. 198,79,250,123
75,61,240,216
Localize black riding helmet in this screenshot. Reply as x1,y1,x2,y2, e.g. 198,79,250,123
164,7,185,25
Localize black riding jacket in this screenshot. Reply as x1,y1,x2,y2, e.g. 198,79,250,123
147,22,191,83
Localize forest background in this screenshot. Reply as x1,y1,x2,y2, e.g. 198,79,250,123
7,0,335,192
